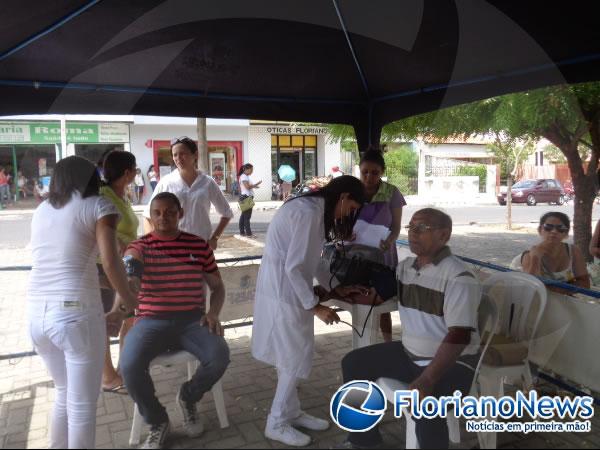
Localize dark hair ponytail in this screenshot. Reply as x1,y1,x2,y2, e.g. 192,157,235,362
49,156,101,208
103,151,136,185
238,163,253,177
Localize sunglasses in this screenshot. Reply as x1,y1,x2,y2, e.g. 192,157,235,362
405,223,439,234
542,223,569,233
170,136,194,146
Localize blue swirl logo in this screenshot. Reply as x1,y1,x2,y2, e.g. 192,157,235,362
330,381,387,432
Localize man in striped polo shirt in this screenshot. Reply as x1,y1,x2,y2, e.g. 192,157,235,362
338,208,482,449
119,192,230,449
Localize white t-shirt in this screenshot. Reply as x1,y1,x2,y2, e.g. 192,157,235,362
135,174,145,187
239,173,254,196
144,169,234,241
28,193,119,301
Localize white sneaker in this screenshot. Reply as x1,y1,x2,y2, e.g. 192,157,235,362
176,388,204,438
265,423,311,447
291,412,330,431
141,422,169,449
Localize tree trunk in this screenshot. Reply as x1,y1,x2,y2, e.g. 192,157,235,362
572,174,595,261
506,174,513,230
196,118,209,173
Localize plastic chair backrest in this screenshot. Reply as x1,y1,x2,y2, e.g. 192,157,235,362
472,294,499,390
482,271,547,351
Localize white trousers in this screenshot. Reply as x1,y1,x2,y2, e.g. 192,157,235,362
267,369,302,429
28,298,106,449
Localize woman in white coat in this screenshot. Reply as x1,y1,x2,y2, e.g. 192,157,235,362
252,175,366,447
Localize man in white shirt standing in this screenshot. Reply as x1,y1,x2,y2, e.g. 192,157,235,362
144,137,233,250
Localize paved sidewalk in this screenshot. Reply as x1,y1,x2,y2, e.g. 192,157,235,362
2,319,600,449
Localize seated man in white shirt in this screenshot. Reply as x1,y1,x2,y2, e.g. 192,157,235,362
144,137,234,250
336,208,482,449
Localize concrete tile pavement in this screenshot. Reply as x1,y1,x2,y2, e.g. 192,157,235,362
2,317,600,449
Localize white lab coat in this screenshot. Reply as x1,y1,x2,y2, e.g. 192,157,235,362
251,196,333,379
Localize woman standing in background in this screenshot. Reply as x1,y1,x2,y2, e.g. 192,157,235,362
356,148,405,342
238,163,261,237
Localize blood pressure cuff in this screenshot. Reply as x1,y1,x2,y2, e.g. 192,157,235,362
123,255,144,278
370,267,402,300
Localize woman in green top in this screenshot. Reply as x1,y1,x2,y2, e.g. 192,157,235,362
99,150,139,392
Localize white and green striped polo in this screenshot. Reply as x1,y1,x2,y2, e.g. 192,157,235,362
397,246,482,366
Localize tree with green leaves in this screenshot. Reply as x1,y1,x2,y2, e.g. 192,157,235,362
325,81,600,259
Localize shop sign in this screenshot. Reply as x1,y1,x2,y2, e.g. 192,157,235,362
30,122,98,143
253,125,329,135
98,123,130,143
0,122,31,143
0,122,130,144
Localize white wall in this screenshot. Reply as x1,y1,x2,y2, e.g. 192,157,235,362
420,176,480,199
247,128,272,201
422,143,491,159
320,135,342,176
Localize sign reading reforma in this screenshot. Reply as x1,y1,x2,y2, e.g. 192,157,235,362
0,122,130,144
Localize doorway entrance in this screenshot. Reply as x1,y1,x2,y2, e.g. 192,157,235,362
270,134,318,192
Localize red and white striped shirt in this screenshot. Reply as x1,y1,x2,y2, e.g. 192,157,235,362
127,232,218,319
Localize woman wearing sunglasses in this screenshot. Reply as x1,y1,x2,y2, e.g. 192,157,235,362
521,212,590,291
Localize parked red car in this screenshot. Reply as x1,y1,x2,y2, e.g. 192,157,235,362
497,179,566,206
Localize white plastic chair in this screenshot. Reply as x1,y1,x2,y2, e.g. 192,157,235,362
476,271,547,448
479,271,548,393
129,350,229,447
378,294,499,449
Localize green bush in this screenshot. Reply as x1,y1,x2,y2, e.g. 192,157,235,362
384,145,419,195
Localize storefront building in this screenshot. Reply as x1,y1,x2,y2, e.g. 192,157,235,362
0,116,342,202
0,118,131,199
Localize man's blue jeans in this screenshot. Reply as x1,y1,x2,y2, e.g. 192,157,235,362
120,317,230,425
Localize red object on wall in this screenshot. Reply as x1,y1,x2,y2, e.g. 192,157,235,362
145,139,153,148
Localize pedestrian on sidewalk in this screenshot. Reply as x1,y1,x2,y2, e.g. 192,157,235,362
356,147,406,342
0,167,10,206
27,156,137,449
134,168,146,204
238,163,261,237
147,164,158,192
144,137,233,250
252,175,366,447
98,150,140,394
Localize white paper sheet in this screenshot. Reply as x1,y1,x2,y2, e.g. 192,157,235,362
353,219,391,248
